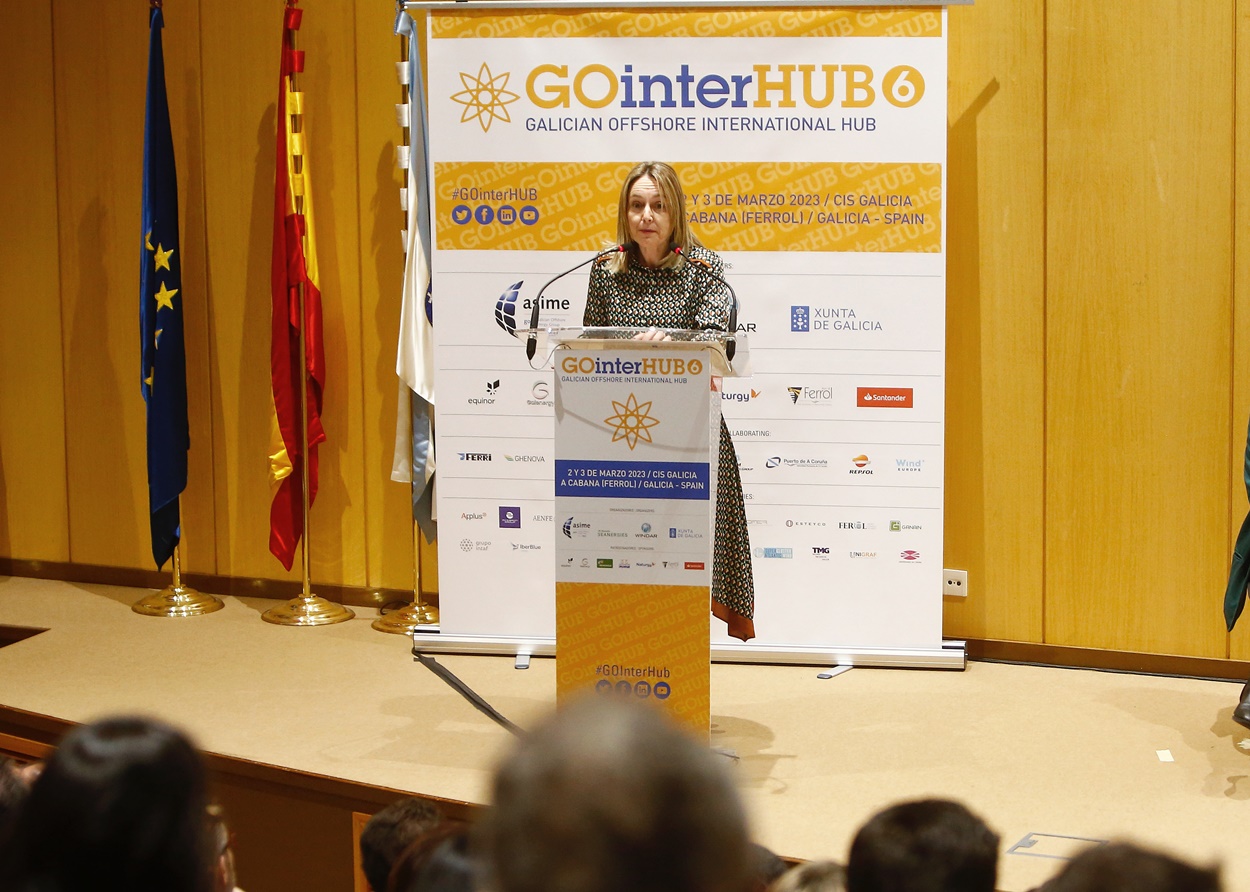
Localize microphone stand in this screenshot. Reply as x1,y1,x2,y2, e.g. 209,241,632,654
526,244,624,360
673,246,738,361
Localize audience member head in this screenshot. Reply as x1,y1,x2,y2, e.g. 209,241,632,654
387,823,477,892
360,796,444,891
1037,841,1221,892
772,860,846,892
0,755,34,839
480,696,752,892
846,798,998,892
205,803,239,892
0,715,213,892
749,842,789,892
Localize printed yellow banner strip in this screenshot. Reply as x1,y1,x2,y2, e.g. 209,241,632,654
436,160,941,253
557,581,710,733
431,8,943,40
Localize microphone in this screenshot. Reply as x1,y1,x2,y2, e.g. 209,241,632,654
526,244,625,360
672,245,738,361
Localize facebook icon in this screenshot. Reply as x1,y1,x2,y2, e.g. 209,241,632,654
791,306,810,332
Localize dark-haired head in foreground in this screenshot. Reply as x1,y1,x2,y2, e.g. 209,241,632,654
846,798,999,892
360,797,444,891
387,823,477,892
479,696,752,892
0,715,213,892
1036,841,1220,892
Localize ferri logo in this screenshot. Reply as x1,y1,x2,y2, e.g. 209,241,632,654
452,60,926,131
605,394,660,449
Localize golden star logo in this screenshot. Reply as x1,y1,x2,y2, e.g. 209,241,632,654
605,394,660,451
450,63,519,132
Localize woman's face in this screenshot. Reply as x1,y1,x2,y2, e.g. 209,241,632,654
625,175,674,261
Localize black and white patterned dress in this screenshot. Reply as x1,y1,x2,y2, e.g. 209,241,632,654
584,245,755,641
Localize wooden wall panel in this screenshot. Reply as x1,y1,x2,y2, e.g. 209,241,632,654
199,5,285,580
1232,0,1250,660
52,6,152,569
6,1,1250,662
0,4,69,563
200,3,371,586
165,2,218,574
355,5,422,591
1045,1,1234,655
942,0,1046,642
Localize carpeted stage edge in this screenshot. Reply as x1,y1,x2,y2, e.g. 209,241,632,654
2,576,1249,892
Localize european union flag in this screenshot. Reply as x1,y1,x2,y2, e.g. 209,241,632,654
140,6,189,569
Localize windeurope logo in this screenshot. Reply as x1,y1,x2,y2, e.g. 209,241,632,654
450,60,926,132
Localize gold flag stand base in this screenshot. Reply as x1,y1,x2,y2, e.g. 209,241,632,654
262,594,354,626
132,583,224,618
372,600,438,635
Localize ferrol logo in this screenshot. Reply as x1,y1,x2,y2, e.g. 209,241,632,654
458,452,492,461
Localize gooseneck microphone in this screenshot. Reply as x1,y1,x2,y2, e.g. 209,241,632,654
526,244,625,360
673,245,739,362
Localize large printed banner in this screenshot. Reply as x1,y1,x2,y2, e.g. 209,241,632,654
427,7,947,656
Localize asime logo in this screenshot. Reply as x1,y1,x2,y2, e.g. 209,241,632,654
451,63,520,132
494,281,522,336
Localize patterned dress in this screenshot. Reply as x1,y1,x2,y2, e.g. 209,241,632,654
584,245,755,641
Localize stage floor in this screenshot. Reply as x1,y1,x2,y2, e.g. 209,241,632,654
1,575,1247,892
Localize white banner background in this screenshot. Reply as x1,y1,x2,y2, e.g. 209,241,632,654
426,8,948,657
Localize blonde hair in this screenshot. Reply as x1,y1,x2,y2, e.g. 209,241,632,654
606,161,701,274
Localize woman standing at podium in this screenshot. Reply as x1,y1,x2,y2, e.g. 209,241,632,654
584,161,755,641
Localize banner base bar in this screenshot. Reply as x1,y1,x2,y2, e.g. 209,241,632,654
410,632,966,670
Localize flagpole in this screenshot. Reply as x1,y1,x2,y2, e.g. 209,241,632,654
263,0,353,627
132,503,225,617
374,20,438,635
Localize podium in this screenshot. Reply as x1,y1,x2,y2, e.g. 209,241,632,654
542,327,742,733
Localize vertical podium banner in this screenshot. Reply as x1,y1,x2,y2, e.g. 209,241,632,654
426,8,949,661
554,343,714,730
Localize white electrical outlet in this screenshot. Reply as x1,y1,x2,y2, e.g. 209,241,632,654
943,569,968,597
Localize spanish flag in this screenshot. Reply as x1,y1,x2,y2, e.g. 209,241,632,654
269,1,325,570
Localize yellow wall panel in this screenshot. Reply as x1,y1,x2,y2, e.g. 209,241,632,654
53,5,153,569
0,4,69,563
200,3,371,586
199,4,285,580
4,1,1250,663
1045,1,1233,655
942,0,1045,643
1231,0,1250,660
162,0,216,574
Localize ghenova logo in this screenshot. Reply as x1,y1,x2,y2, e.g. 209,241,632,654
452,61,925,131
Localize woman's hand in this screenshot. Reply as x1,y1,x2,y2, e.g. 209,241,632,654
633,326,672,342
